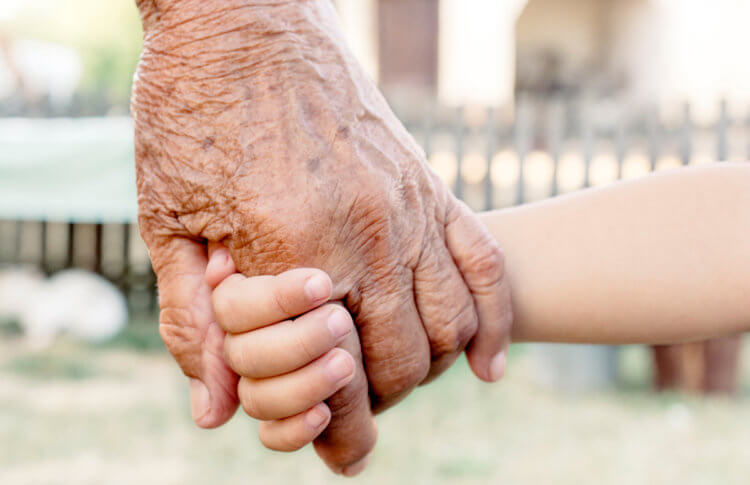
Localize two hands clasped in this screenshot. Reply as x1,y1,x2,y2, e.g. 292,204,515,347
184,165,750,476
203,243,504,476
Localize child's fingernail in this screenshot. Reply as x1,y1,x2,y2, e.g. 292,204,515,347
305,403,329,429
189,378,210,422
489,351,507,382
305,274,330,303
327,309,352,340
326,351,354,384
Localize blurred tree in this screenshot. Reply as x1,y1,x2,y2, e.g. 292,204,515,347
2,0,142,114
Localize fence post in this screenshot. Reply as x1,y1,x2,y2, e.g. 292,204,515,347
454,105,465,199
615,110,626,180
679,103,692,165
647,106,659,172
121,223,131,302
40,220,48,273
549,97,564,196
421,99,434,159
581,98,593,188
514,96,530,204
717,99,729,162
66,222,75,268
94,223,103,275
484,106,496,211
12,220,22,263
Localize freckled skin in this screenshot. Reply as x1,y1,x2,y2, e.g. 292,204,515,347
133,0,512,472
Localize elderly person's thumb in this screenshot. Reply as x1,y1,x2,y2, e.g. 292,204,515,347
149,235,239,428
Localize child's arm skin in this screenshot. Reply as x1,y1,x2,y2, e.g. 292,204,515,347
483,163,750,344
207,163,749,475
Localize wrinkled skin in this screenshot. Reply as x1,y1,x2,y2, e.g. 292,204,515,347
132,0,512,473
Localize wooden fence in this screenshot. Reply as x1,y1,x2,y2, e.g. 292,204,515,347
0,97,747,310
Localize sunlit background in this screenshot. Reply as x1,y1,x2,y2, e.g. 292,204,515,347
0,1,749,484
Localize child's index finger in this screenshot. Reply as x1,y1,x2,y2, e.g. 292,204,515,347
211,268,332,334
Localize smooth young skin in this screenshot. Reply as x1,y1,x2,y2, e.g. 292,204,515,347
132,0,511,460
207,164,749,475
486,163,750,344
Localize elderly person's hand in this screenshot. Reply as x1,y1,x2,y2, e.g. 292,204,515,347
132,0,512,472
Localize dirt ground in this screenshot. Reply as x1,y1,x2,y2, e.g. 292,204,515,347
1,323,749,485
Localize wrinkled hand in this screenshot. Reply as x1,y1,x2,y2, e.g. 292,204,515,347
132,0,512,473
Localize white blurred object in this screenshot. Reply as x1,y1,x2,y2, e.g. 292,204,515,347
0,39,82,107
528,343,619,392
665,403,693,432
0,267,127,347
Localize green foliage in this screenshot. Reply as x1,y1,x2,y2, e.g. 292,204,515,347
4,0,143,110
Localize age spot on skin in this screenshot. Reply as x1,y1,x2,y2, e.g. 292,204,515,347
307,157,321,172
203,137,215,150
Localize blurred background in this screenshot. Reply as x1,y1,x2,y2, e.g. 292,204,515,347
0,0,748,483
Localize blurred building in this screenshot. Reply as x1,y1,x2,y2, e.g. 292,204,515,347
335,0,750,121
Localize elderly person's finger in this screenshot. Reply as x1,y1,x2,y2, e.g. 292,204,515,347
212,269,333,334
314,327,378,476
148,235,239,429
237,348,355,421
445,198,513,382
224,303,353,378
257,403,331,452
348,266,431,412
412,235,478,382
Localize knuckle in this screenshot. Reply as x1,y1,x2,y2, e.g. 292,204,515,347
272,285,296,317
239,379,265,419
292,320,316,363
432,300,478,355
372,355,429,402
224,337,256,376
157,307,201,376
463,242,506,292
210,286,234,329
259,424,305,452
211,298,231,330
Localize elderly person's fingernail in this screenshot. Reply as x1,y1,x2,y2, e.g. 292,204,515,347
489,351,506,382
341,454,371,477
305,274,330,303
189,378,210,422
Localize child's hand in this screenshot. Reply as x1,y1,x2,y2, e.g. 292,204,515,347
205,243,376,476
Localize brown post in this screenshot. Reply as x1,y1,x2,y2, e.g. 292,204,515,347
377,0,439,98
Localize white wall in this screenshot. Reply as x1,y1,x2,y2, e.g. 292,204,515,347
438,0,527,106
515,0,607,83
609,0,750,121
333,0,379,82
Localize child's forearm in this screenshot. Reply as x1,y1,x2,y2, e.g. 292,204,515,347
480,163,750,344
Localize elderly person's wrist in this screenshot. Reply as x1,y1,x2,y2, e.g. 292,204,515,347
133,0,359,113
136,0,324,44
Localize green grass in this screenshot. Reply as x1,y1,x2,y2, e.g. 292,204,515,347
0,326,748,485
4,351,99,380
93,313,164,352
